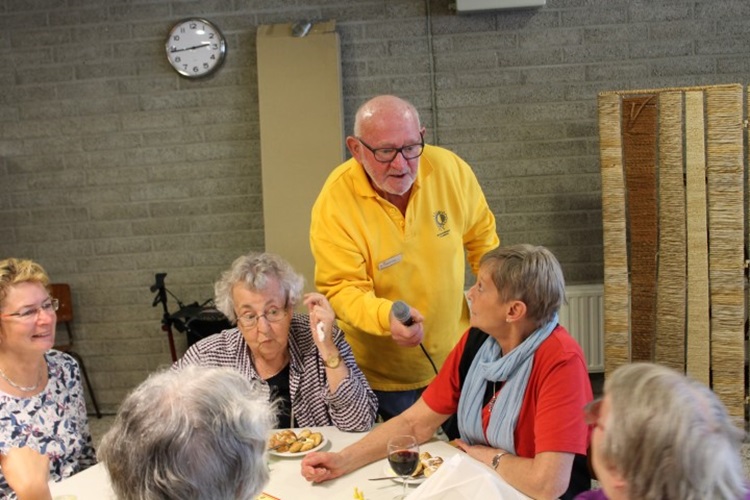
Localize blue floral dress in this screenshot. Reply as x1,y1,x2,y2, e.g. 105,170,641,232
0,350,97,498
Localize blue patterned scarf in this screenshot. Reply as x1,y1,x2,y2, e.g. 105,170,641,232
457,314,558,454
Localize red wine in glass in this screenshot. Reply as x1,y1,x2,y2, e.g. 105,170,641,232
388,449,419,476
387,435,419,500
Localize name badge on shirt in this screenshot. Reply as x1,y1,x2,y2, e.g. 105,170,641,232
378,254,403,271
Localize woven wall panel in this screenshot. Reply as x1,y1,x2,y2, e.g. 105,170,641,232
598,84,746,420
597,93,630,377
704,85,745,419
622,95,659,362
654,91,687,372
684,91,711,386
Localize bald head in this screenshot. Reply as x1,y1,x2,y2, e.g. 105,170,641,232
353,95,421,137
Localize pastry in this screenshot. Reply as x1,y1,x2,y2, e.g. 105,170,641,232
410,451,444,477
309,432,323,447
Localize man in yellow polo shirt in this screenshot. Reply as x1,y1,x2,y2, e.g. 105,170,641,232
310,95,499,420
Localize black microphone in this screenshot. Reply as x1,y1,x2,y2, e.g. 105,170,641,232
392,300,415,327
392,301,438,375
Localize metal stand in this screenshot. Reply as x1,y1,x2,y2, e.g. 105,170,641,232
151,273,181,363
150,273,209,363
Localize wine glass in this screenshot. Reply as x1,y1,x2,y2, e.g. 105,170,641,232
387,434,419,500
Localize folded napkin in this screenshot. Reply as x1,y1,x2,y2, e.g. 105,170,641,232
405,453,530,500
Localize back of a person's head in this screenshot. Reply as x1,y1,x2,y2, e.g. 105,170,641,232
603,362,745,499
99,365,275,500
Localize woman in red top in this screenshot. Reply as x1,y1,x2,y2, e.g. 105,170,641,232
302,244,593,499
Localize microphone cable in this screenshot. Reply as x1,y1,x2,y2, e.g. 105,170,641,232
420,343,438,375
393,300,439,375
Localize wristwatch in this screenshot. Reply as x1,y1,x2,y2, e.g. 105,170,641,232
323,353,342,369
492,451,508,470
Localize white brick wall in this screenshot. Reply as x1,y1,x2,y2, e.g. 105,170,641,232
1,0,748,412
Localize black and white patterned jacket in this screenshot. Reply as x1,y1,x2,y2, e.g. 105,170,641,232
173,313,378,432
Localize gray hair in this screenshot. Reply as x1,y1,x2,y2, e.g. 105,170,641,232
353,95,421,137
601,362,746,499
98,366,275,500
479,244,565,326
214,252,304,323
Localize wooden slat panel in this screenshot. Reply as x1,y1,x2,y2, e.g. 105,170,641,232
598,93,631,376
704,85,745,420
654,91,687,372
622,95,659,362
684,91,711,385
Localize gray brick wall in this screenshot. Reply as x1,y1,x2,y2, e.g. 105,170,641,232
1,0,748,413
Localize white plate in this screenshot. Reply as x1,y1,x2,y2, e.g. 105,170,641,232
383,462,426,485
268,435,328,458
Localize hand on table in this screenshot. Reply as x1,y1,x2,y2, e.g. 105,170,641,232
0,446,52,500
300,451,347,483
452,439,507,469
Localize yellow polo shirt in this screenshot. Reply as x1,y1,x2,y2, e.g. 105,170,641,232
310,144,499,391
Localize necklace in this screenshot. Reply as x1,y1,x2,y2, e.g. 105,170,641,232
0,364,43,392
488,381,500,413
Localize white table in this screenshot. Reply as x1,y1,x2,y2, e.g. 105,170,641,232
49,426,527,500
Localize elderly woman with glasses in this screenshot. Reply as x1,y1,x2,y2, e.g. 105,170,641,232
577,362,748,500
0,258,96,496
173,251,378,431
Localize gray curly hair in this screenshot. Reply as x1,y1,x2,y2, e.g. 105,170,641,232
600,362,745,499
214,252,304,323
99,365,275,500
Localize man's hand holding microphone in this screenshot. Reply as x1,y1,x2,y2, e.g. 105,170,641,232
389,300,424,347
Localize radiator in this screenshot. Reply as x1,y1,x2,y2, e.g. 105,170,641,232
559,284,605,373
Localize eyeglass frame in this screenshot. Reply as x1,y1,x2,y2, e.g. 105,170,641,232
235,304,289,329
356,133,425,163
0,298,59,321
583,397,605,430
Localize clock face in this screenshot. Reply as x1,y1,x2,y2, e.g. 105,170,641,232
165,18,227,78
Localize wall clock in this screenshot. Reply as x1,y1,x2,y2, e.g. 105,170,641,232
165,18,227,78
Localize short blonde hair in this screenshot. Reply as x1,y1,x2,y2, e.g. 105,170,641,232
0,258,50,308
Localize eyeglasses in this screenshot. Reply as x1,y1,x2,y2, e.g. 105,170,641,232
357,134,425,163
0,298,59,322
236,306,287,329
584,397,605,430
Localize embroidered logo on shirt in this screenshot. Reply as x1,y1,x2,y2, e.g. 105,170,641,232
434,211,450,237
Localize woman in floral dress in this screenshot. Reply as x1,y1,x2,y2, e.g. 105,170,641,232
0,258,96,498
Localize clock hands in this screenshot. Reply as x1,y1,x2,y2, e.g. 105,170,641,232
169,43,211,53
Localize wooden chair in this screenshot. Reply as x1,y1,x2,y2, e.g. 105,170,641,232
50,283,102,418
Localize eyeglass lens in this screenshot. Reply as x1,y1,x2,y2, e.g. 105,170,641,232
2,298,58,319
358,136,424,163
238,307,285,327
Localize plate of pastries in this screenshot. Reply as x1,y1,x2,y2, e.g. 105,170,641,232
268,428,327,457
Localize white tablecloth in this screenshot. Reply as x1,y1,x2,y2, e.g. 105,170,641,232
49,426,528,500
